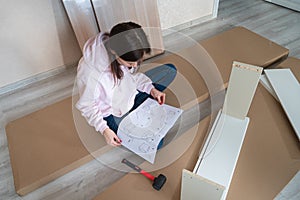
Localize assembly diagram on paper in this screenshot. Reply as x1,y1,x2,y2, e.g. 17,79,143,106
118,98,182,163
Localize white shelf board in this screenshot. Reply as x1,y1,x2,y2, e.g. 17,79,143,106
265,69,300,141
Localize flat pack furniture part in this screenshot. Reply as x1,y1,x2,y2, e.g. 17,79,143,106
91,0,164,58
222,62,263,119
264,69,300,141
62,0,164,59
260,56,300,103
62,0,99,50
259,74,280,101
181,61,263,200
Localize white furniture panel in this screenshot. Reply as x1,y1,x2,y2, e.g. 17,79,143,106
195,111,249,199
62,0,99,50
63,0,164,58
181,62,262,200
260,74,280,101
265,68,300,140
223,61,263,119
91,0,164,58
181,169,224,200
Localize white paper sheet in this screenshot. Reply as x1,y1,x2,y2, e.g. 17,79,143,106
117,98,182,163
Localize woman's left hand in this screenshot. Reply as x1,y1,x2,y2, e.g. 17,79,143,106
150,88,165,105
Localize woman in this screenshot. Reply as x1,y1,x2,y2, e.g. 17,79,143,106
76,22,176,147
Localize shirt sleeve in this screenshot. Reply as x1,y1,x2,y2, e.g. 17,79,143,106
134,72,154,94
75,76,109,134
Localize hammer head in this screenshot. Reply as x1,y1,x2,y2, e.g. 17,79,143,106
152,174,167,191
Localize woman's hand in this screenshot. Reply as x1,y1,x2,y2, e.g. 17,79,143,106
103,128,122,147
150,88,166,105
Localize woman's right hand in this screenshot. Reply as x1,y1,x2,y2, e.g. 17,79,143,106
103,128,122,147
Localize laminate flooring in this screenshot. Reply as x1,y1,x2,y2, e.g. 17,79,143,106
0,0,299,199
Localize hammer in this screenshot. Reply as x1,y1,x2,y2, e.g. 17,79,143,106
121,158,167,191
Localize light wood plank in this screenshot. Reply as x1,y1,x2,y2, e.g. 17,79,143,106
91,0,164,58
62,0,99,50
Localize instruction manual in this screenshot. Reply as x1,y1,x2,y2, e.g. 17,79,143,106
117,98,183,163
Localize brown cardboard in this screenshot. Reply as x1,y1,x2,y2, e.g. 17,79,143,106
5,26,290,196
200,26,289,84
276,57,300,80
143,26,289,109
140,51,210,110
227,85,300,199
94,59,300,199
93,116,211,200
5,98,93,195
5,46,207,195
227,57,300,199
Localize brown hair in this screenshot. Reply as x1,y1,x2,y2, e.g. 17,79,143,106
104,22,151,82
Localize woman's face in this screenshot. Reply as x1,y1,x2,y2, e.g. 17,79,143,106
115,56,142,68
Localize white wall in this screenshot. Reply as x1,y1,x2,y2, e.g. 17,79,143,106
0,0,217,89
0,0,82,88
157,0,216,30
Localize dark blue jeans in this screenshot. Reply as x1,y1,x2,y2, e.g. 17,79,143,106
104,63,177,135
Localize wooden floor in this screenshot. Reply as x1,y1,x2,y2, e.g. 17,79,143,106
0,0,299,199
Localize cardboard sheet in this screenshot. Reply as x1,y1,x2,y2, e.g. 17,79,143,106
94,116,211,200
226,57,300,199
95,78,300,200
145,26,288,110
5,26,289,196
276,57,300,80
5,98,93,195
200,26,289,84
226,83,300,200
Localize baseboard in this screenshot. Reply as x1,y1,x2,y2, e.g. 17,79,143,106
162,14,217,37
0,62,78,97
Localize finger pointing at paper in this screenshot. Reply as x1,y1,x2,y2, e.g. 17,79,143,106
150,88,166,105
